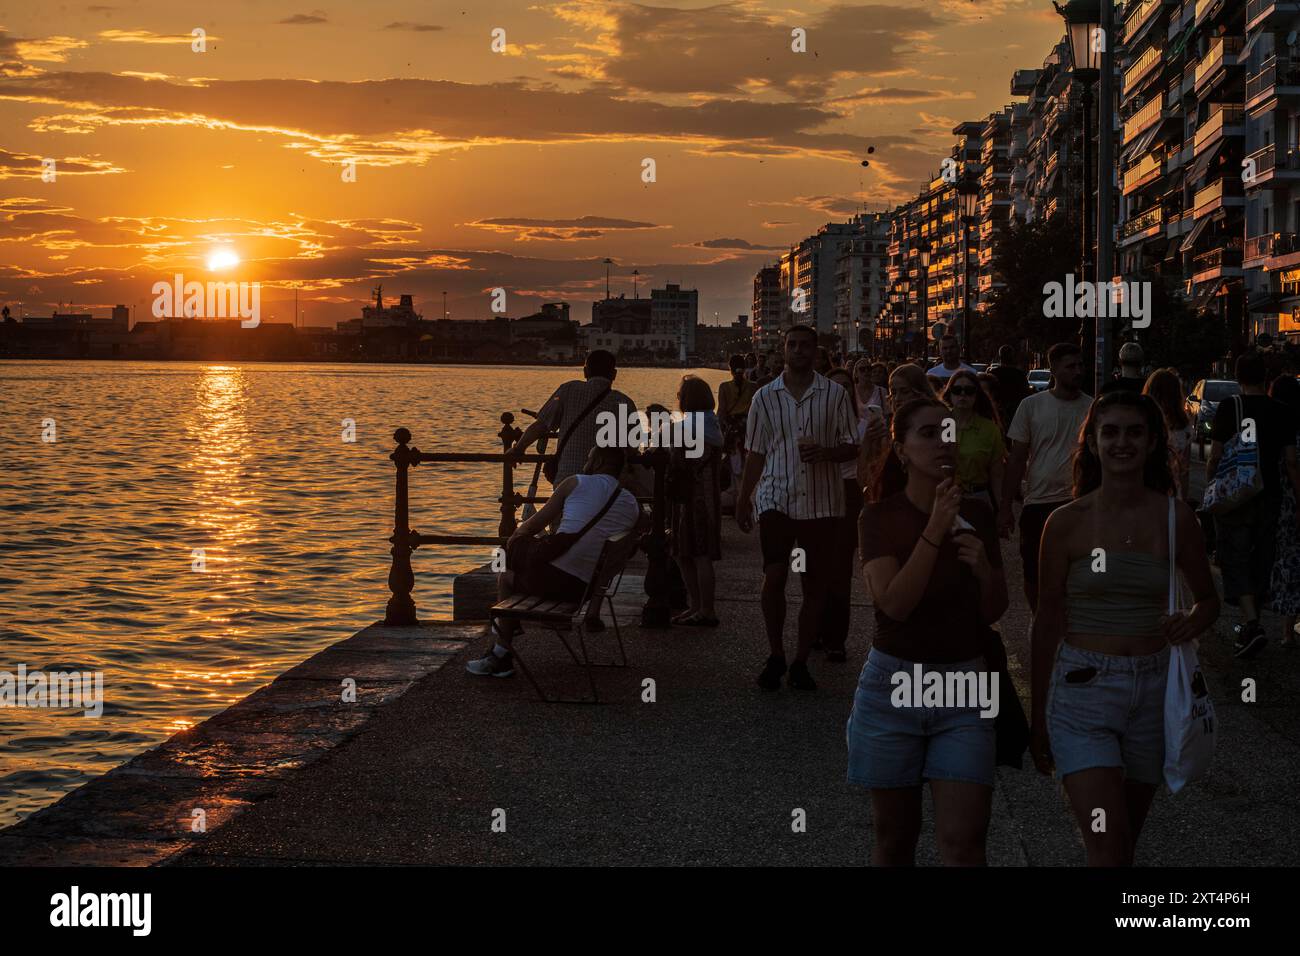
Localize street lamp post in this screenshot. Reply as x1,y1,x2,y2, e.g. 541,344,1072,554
1057,0,1104,383
957,178,980,361
918,238,932,366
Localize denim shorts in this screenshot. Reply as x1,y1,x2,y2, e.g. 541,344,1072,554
846,648,996,789
1046,643,1169,786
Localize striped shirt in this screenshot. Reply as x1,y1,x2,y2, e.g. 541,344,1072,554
538,377,637,482
745,372,857,519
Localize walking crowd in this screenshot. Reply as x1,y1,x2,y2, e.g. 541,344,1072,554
470,330,1300,866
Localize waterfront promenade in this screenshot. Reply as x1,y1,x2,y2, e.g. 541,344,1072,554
3,457,1298,866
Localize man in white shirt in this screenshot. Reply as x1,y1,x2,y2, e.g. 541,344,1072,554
927,334,976,385
468,445,640,678
998,342,1092,611
737,324,858,692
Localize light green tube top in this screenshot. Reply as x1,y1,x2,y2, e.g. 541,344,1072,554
1066,552,1167,637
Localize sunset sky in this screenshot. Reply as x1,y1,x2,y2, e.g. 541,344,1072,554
0,1,1064,328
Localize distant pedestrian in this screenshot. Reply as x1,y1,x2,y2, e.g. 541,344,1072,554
858,363,935,490
717,353,758,450
820,367,867,661
853,358,889,416
1100,342,1146,395
1268,374,1300,649
927,334,975,387
1143,368,1192,500
507,349,636,485
1205,352,1300,657
848,397,1008,865
736,324,858,691
999,343,1092,612
669,375,724,627
941,369,1005,514
815,346,833,375
987,345,1032,434
1030,391,1219,865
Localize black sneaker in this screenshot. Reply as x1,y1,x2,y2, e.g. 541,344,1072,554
788,661,817,691
1234,623,1267,660
756,655,787,690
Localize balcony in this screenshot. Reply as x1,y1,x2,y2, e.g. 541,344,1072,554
1125,44,1164,96
1192,242,1244,282
1248,1,1300,31
1194,105,1244,154
1125,0,1166,43
1119,205,1166,242
1244,143,1300,188
1124,96,1167,144
1194,178,1245,217
1123,150,1164,195
1194,37,1243,93
1246,56,1300,111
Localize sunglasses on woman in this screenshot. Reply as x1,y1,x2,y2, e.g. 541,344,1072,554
948,386,977,396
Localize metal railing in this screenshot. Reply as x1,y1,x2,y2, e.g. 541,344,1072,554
1247,56,1300,101
1125,44,1163,95
1119,205,1166,239
383,413,673,627
1125,0,1163,43
1124,97,1165,143
1194,177,1244,212
1193,244,1244,273
1194,37,1243,88
1194,105,1244,152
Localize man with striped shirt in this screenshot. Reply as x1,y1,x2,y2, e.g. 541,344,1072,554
737,324,859,691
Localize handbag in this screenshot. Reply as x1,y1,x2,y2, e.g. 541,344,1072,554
506,481,624,575
1162,495,1217,793
1201,395,1263,515
985,627,1030,769
543,385,611,484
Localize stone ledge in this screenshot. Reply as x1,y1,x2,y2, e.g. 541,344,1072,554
0,620,480,866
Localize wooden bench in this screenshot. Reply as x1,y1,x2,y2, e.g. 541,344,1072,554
490,530,642,703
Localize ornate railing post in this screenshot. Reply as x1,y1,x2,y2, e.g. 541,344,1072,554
384,427,419,625
498,412,522,539
640,447,671,628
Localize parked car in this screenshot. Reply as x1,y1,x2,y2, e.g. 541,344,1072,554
1185,379,1240,441
1027,369,1051,392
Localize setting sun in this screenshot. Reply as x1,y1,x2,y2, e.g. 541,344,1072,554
206,248,240,271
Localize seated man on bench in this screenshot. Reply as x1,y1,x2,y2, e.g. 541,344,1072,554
467,445,641,678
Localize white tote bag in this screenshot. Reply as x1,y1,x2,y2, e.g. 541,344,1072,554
1162,496,1216,794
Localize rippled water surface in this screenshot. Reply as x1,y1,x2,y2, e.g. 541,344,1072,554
0,360,729,826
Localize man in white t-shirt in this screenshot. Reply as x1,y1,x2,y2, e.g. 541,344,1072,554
468,445,640,678
999,342,1092,611
927,334,976,385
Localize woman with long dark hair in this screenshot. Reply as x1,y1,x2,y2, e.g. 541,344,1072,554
1143,368,1192,500
1030,391,1219,865
848,398,1009,865
941,369,1005,514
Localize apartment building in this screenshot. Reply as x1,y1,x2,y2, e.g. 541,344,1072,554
833,212,890,352
751,265,782,353
1243,0,1300,342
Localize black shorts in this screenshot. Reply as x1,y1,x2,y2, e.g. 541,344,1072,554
758,510,837,578
518,559,589,603
1019,500,1070,587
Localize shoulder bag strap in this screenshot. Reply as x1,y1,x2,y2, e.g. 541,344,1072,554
555,385,612,460
1167,495,1177,615
569,479,625,542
